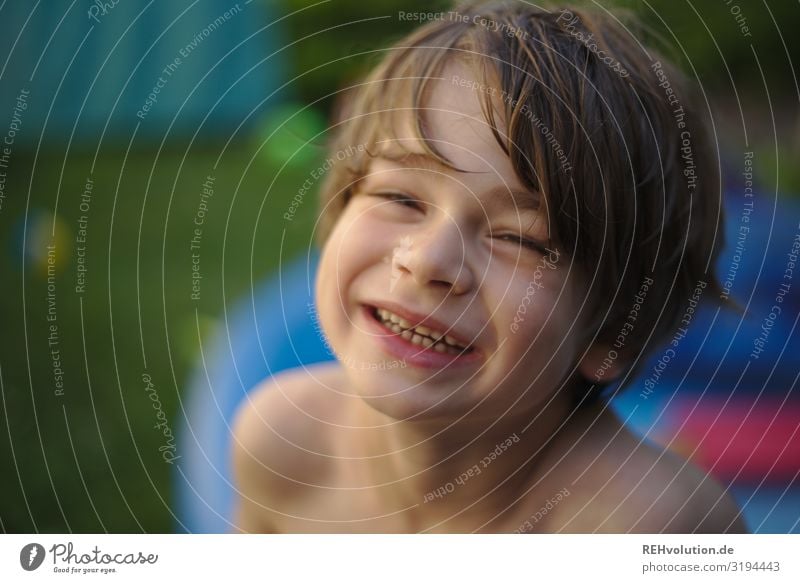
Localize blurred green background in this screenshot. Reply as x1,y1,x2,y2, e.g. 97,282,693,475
0,0,798,532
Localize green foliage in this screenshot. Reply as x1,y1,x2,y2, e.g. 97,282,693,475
282,0,450,107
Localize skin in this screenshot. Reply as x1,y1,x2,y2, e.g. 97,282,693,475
231,63,747,533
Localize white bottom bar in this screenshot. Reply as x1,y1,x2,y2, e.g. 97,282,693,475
1,534,796,582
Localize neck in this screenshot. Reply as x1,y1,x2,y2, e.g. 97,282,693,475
353,392,573,531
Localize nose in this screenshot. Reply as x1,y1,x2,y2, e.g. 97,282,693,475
391,217,475,295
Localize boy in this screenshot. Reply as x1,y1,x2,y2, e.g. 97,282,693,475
232,1,746,533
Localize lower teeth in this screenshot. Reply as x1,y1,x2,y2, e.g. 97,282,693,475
377,315,465,355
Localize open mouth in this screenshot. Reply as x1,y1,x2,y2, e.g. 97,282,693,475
368,306,474,355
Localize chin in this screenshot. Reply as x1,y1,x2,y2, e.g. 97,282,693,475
347,368,473,422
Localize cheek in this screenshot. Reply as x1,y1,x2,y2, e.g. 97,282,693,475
318,211,387,285
315,211,390,328
501,269,577,347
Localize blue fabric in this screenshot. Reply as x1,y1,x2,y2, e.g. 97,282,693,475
612,194,799,424
0,1,286,143
177,250,332,533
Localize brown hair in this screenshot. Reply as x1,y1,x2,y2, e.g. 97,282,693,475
315,0,724,397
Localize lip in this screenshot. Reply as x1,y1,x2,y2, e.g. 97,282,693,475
367,300,477,348
360,303,484,369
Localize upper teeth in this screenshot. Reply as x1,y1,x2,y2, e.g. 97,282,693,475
376,308,469,350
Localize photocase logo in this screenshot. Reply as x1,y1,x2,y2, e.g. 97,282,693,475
19,543,46,571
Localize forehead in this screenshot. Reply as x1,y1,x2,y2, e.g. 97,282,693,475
364,61,541,213
352,56,546,219
376,61,510,176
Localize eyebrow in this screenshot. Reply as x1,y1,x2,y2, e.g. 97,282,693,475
483,185,542,213
374,150,448,171
372,152,543,213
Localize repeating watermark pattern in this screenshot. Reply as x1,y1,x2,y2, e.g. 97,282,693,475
510,101,572,174
721,0,752,38
180,3,243,59
651,61,698,196
640,279,706,399
74,176,94,295
136,58,180,120
46,242,66,397
750,221,799,360
451,74,572,174
398,10,529,41
142,373,180,464
307,301,335,357
595,275,653,381
87,0,121,24
397,10,452,23
510,248,560,334
305,302,406,370
339,354,408,371
190,175,215,301
136,4,243,120
556,10,629,78
284,143,367,222
422,433,520,503
721,151,754,301
512,487,571,532
0,87,29,215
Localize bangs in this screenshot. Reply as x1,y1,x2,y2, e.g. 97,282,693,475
344,36,486,177
328,20,572,220
317,15,562,247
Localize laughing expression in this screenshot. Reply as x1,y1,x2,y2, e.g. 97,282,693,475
315,63,591,422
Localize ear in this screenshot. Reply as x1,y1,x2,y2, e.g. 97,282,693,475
578,343,626,384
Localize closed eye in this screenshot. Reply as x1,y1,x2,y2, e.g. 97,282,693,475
497,234,548,253
371,191,423,210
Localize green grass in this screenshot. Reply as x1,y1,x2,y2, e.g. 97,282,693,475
0,139,320,532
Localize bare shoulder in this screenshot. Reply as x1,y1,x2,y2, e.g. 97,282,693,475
611,436,747,533
230,361,346,532
545,403,747,533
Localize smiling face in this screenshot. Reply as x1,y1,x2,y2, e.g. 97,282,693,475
315,62,596,422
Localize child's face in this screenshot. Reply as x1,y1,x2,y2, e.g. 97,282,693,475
316,63,594,421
